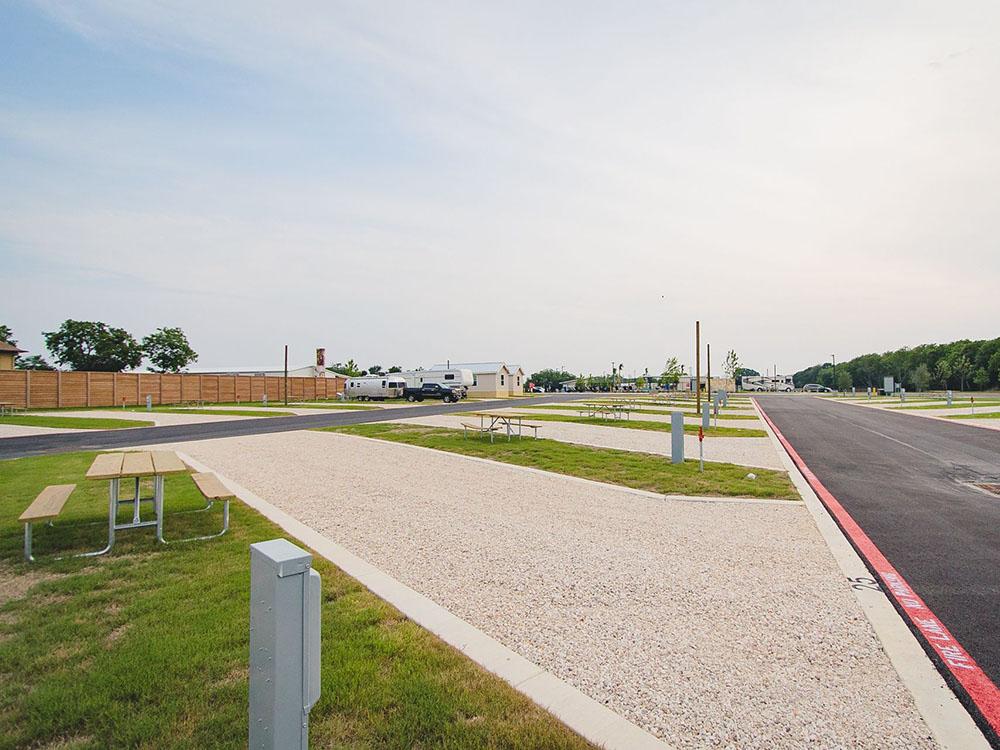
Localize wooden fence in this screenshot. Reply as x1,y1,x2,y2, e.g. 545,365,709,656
0,370,345,410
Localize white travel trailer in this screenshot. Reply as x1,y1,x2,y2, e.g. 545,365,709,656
398,368,473,396
343,374,407,401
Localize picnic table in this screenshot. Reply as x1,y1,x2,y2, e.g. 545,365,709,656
84,450,189,556
578,402,632,420
462,412,540,442
0,401,22,416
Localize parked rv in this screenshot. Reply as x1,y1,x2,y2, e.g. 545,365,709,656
344,375,406,401
741,375,794,392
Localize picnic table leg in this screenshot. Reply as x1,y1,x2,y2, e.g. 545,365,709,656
23,522,33,562
155,475,166,544
73,478,118,558
131,477,142,524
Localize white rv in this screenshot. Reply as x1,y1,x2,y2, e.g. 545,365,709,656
397,369,473,397
741,374,794,392
344,374,407,401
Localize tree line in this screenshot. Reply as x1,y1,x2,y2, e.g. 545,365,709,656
1,321,198,373
793,337,1000,391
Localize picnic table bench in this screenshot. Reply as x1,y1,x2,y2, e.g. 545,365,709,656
19,484,76,562
0,401,24,416
463,412,541,442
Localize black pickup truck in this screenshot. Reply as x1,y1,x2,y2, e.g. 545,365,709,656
403,383,462,403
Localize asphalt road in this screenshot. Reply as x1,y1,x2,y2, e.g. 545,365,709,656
0,393,581,460
757,396,1000,712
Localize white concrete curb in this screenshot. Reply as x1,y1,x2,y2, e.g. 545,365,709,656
175,450,671,750
751,400,990,750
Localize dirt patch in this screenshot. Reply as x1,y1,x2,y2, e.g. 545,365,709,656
105,622,130,646
0,563,66,608
38,735,93,750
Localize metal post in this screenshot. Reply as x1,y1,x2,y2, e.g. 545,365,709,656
900,388,906,403
698,426,704,472
706,343,711,406
947,390,953,406
695,322,701,415
250,539,322,750
284,345,289,406
702,401,710,430
670,411,684,464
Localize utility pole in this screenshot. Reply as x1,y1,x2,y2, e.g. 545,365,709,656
695,321,701,414
284,345,289,406
831,354,836,392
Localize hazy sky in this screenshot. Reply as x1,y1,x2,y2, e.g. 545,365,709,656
2,1,998,377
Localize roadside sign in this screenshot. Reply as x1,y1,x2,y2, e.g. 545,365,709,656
698,426,704,442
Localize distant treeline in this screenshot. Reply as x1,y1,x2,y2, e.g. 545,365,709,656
793,338,1000,391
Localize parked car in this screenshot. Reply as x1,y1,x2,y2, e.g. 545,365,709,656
803,383,834,393
402,383,462,403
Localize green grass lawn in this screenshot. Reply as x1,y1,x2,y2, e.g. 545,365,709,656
945,411,1000,420
522,405,761,420
0,415,154,430
0,452,592,750
460,412,766,437
889,401,1000,411
124,408,294,417
326,423,797,500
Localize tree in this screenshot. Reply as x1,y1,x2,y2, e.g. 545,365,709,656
659,357,684,388
529,368,575,392
368,364,383,375
388,365,402,373
723,350,740,382
835,369,853,391
951,354,972,390
0,324,15,346
911,363,931,392
141,327,198,373
635,376,647,391
330,359,362,377
972,367,990,390
44,320,142,372
16,354,54,370
935,359,952,389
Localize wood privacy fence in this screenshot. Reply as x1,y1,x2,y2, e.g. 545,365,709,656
0,370,345,409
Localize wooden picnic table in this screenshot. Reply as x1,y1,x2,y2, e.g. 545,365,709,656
83,450,189,556
0,401,22,416
466,412,540,441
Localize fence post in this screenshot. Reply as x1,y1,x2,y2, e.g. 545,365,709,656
86,371,91,407
671,411,684,464
57,370,62,408
25,369,30,410
249,539,322,750
112,372,117,406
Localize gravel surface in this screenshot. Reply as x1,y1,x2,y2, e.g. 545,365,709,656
165,430,935,750
393,414,785,469
492,406,761,429
0,424,78,438
23,409,258,426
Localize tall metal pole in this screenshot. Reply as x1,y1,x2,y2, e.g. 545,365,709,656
707,343,712,402
695,321,701,414
284,345,289,406
832,354,836,392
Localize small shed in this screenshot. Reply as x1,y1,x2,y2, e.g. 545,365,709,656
432,362,512,398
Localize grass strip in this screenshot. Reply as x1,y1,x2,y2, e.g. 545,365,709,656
889,401,1000,411
121,408,295,417
0,451,592,750
0,415,153,430
458,412,766,437
325,423,797,500
945,411,1000,420
522,405,760,420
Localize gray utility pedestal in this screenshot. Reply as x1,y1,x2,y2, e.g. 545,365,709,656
702,402,710,429
671,411,684,464
250,539,322,750
947,390,953,406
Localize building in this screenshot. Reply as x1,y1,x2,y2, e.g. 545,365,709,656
507,365,526,396
0,341,26,370
432,362,513,398
677,375,737,393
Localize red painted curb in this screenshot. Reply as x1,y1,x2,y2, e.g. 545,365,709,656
755,399,1000,738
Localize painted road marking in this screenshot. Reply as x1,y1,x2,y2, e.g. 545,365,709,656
755,401,1000,740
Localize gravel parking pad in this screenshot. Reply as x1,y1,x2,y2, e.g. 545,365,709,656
393,414,784,469
166,430,935,749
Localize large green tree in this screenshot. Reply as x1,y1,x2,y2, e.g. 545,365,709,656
659,357,684,388
16,355,54,371
44,320,142,372
142,327,198,373
0,324,15,346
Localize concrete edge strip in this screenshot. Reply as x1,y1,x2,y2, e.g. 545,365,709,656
174,450,671,750
751,399,995,749
314,428,798,506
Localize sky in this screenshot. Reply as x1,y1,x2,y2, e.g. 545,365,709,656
2,1,999,378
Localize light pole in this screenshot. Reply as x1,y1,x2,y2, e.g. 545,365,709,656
831,354,836,392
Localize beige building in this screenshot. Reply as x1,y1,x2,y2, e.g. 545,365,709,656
507,365,526,395
433,362,513,398
0,341,25,370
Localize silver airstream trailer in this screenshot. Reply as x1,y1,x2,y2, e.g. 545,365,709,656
344,375,406,401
